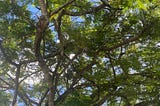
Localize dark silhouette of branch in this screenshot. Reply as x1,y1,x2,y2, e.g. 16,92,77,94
64,4,106,16
38,89,49,106
12,65,21,106
108,53,117,81
55,59,97,104
19,70,40,84
97,24,152,53
50,0,76,16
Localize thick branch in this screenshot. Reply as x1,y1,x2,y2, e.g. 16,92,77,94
38,0,48,16
35,1,54,105
12,65,21,106
56,10,64,43
34,24,54,106
54,10,65,58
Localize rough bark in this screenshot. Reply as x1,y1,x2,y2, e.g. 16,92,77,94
35,1,54,106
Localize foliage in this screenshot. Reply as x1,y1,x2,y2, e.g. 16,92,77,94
0,0,160,106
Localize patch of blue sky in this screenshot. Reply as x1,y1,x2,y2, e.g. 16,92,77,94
57,85,66,95
27,3,41,20
83,86,93,95
89,0,101,5
18,102,37,106
18,102,25,106
71,16,85,23
48,24,59,43
115,66,123,75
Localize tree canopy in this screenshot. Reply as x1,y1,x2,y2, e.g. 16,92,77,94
0,0,160,106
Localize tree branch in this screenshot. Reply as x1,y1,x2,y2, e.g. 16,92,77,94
19,70,40,84
38,0,48,16
97,24,151,53
55,58,97,104
50,0,76,16
108,53,117,81
93,95,107,106
35,1,55,106
12,65,21,106
17,89,39,105
64,4,106,16
55,83,93,104
38,89,49,105
0,77,13,88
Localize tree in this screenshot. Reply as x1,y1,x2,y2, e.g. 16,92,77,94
0,0,160,106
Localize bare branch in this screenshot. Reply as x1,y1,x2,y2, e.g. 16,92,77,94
38,89,49,105
56,10,64,44
19,70,40,84
35,1,55,106
38,0,48,16
17,89,39,105
108,53,117,81
12,65,21,106
50,0,76,16
64,4,106,16
0,77,13,88
6,73,15,83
